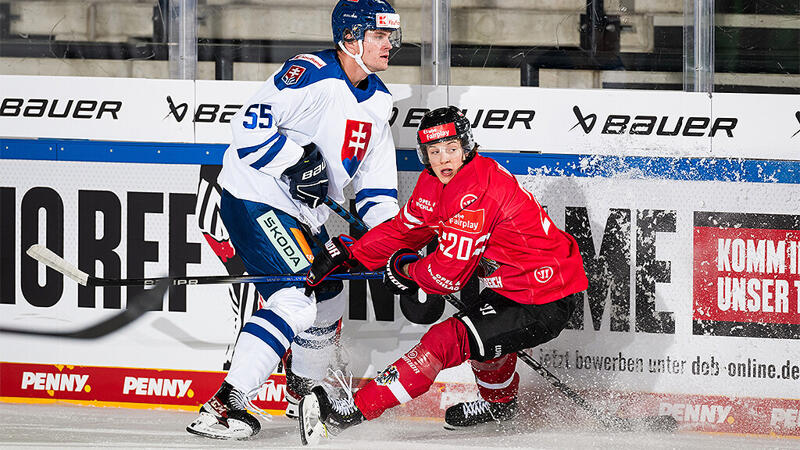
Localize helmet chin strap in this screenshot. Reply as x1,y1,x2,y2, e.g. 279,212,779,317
338,40,373,76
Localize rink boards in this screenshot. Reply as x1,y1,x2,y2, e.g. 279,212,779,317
1,76,800,437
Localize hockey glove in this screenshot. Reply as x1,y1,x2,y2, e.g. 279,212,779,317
305,235,358,296
383,248,420,295
283,143,329,209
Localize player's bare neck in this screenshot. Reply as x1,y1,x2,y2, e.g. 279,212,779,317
336,50,368,87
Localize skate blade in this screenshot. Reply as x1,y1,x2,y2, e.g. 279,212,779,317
298,394,327,446
285,401,299,420
186,412,256,440
443,417,517,432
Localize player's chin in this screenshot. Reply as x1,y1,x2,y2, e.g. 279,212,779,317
373,58,390,72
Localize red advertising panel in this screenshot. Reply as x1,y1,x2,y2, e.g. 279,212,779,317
0,362,284,411
694,212,800,338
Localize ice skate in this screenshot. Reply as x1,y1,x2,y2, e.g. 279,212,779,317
443,398,518,430
186,381,261,440
284,352,315,420
298,372,364,445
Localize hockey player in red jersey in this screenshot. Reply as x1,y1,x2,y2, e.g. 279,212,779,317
298,106,589,445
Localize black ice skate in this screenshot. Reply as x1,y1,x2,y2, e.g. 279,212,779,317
444,398,518,430
298,380,365,445
284,352,314,419
186,381,261,439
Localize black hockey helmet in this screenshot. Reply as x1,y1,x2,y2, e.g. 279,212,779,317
416,106,476,167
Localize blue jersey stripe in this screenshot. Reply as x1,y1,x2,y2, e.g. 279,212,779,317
355,188,398,203
304,321,339,336
253,308,295,342
357,201,378,219
242,322,287,357
249,134,287,169
293,335,338,349
236,132,281,159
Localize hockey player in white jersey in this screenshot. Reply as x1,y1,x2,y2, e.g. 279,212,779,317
186,0,401,439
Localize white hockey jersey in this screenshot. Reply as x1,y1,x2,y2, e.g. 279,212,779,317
218,50,399,232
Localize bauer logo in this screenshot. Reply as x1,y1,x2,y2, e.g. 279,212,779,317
165,96,241,123
569,105,738,137
122,377,192,398
792,111,800,138
392,107,536,133
0,98,121,119
692,211,800,339
21,372,90,393
257,211,310,272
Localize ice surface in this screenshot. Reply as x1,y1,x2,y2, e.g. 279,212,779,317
1,402,795,450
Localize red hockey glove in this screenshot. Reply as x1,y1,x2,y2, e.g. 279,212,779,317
305,235,358,296
383,248,420,295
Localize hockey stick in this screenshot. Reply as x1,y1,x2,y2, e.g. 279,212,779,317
0,280,169,338
323,197,368,234
25,244,381,287
437,293,676,432
515,349,677,431
323,196,678,433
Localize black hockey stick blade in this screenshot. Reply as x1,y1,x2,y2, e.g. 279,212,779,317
600,413,679,433
622,414,679,432
515,349,678,433
0,280,169,339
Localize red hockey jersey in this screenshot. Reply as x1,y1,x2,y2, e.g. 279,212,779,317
350,154,588,305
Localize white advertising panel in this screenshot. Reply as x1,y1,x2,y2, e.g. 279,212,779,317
3,76,799,160
711,93,800,160
1,75,195,143
0,160,234,369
